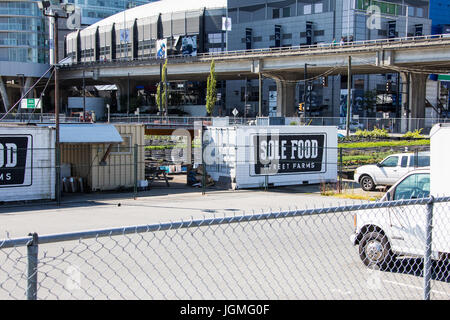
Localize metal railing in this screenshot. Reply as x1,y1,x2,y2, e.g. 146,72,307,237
287,116,450,133
0,196,448,300
109,115,257,126
0,113,81,123
1,113,449,132
60,33,450,68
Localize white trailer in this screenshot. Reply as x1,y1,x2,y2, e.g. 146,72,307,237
0,125,55,202
203,125,338,189
429,123,450,258
430,123,450,197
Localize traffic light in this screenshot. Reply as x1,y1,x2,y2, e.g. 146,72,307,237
386,81,392,92
298,102,304,112
322,76,328,87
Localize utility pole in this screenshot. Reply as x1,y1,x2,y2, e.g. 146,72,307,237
164,63,168,117
303,63,316,119
82,70,86,121
258,72,262,117
159,62,162,116
38,1,75,205
127,72,130,115
346,56,352,137
244,77,248,120
304,64,308,119
53,13,61,205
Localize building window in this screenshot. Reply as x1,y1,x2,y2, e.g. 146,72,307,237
283,7,290,18
208,33,222,44
304,5,312,15
272,8,280,19
315,3,323,14
416,7,424,17
112,135,132,154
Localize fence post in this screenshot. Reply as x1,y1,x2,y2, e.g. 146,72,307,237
202,138,206,196
338,147,343,194
134,144,138,199
56,146,61,206
27,233,39,300
424,196,434,300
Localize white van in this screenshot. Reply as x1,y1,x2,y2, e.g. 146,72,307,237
350,124,449,268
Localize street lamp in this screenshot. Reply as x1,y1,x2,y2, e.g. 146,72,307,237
38,1,75,205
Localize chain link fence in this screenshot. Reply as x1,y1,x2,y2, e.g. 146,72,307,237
0,197,448,300
0,141,431,203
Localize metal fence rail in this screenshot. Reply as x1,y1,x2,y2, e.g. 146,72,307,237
0,143,431,202
0,197,449,300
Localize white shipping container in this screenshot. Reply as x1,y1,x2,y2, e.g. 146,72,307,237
0,125,55,202
204,125,338,189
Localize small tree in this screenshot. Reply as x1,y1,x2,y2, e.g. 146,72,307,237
205,59,217,116
156,59,168,114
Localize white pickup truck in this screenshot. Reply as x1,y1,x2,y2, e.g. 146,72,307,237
351,124,449,269
354,152,430,191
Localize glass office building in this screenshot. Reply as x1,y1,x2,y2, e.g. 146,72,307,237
63,1,157,25
0,1,47,64
0,0,157,113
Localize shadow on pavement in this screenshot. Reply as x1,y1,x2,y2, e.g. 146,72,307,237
386,257,449,283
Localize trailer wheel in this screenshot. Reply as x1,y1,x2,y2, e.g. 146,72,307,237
359,231,395,270
360,175,376,191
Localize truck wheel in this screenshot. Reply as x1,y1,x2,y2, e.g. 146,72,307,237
360,175,376,191
359,231,395,270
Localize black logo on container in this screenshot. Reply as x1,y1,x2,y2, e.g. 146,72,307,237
254,134,326,175
0,136,29,186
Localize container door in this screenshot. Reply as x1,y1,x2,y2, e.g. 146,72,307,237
393,155,410,183
377,155,399,185
388,173,430,256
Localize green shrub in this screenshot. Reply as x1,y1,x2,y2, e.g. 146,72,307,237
354,127,389,139
339,139,429,149
289,121,298,125
402,129,424,139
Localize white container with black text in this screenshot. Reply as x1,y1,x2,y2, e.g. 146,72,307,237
203,125,338,189
0,125,56,202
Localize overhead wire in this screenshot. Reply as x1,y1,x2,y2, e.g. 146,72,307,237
0,65,54,121
26,67,56,125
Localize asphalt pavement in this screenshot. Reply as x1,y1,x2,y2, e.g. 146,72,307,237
0,178,448,300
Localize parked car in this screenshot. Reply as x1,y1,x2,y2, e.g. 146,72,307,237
350,124,449,269
354,152,430,191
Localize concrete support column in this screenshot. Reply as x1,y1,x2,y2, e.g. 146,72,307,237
400,72,410,133
23,77,33,98
409,73,428,131
275,79,296,117
115,82,127,112
0,77,10,113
